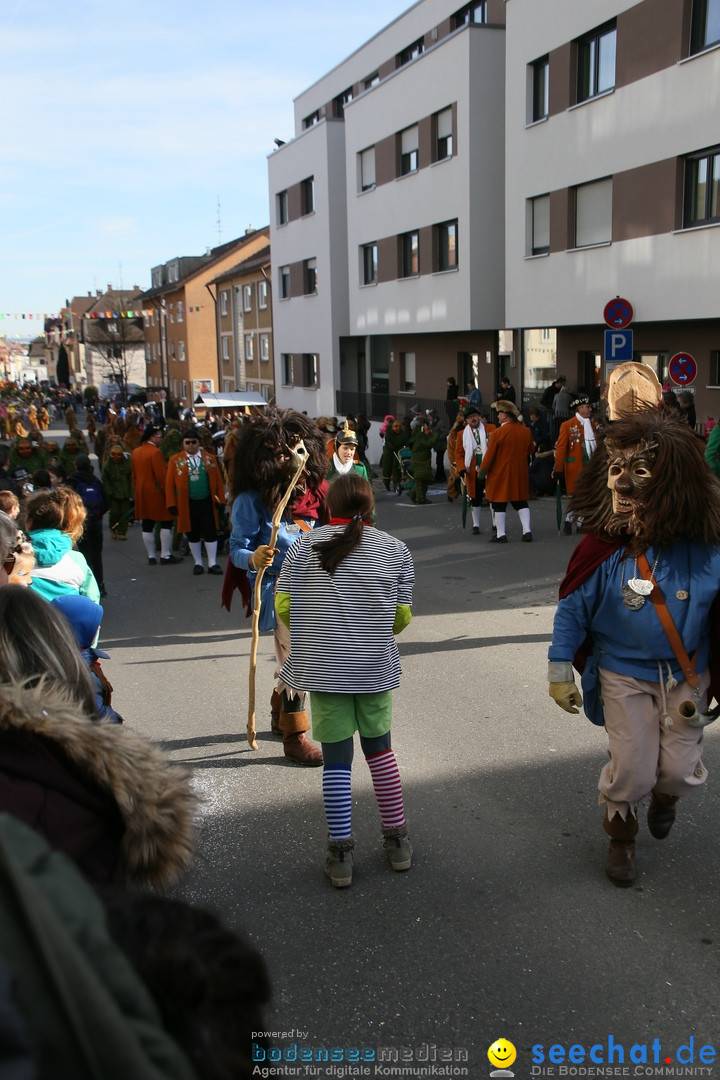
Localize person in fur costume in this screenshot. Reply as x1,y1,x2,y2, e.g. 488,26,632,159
0,587,196,889
548,409,720,886
223,410,328,765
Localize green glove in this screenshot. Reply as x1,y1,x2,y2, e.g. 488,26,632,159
548,661,583,714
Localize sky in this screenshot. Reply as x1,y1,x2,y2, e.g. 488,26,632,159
0,0,414,341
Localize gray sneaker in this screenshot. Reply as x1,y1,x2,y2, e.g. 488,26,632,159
382,825,413,871
325,836,354,888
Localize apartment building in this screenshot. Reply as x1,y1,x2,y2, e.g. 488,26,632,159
505,0,720,420
268,0,508,419
141,229,269,406
210,243,275,401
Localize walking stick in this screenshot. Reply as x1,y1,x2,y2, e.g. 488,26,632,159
247,440,308,749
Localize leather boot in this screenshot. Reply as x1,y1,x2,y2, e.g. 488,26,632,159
282,731,323,766
270,690,282,736
279,709,323,765
647,791,678,839
603,809,638,887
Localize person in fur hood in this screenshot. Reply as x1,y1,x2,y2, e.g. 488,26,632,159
548,407,720,887
0,587,196,890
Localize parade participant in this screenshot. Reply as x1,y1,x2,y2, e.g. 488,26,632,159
480,400,535,542
226,410,328,765
8,435,47,477
381,419,406,493
166,428,226,576
446,409,466,502
326,422,368,482
57,432,89,476
554,395,600,533
457,405,495,533
275,474,414,886
102,443,133,539
547,410,720,887
407,417,438,504
131,422,181,566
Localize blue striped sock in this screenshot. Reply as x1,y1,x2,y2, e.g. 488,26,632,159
322,764,352,839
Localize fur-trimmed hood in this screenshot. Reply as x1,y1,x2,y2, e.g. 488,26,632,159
0,679,197,888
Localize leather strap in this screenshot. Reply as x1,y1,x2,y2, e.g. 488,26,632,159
637,552,699,689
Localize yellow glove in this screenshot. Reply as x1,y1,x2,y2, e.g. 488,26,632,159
547,661,583,714
548,681,583,713
250,544,276,570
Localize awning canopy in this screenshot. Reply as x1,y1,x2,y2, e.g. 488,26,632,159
193,392,268,409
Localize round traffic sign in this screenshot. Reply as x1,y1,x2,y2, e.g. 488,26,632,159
668,352,697,386
604,297,634,329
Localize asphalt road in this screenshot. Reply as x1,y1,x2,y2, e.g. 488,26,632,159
92,471,720,1079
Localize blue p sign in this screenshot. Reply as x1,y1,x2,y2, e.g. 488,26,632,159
604,329,633,362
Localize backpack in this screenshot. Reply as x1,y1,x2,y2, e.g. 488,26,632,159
73,476,105,519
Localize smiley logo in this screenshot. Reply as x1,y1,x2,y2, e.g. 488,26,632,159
488,1039,517,1070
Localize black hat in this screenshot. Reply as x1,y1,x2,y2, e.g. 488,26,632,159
463,404,481,418
183,428,201,441
572,396,590,409
336,421,358,447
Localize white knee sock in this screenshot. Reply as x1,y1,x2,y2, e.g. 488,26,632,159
142,531,156,559
205,541,218,566
160,528,173,559
471,507,482,528
519,507,531,533
189,541,204,566
495,511,507,537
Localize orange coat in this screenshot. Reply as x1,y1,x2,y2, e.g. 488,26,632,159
131,442,169,521
554,416,599,495
458,422,496,500
481,420,534,503
166,450,226,535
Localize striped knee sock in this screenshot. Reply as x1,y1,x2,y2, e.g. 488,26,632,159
322,764,352,839
366,749,406,829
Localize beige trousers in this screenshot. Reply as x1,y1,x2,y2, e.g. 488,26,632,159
598,666,709,820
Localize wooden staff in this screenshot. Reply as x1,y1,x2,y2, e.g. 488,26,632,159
247,440,308,749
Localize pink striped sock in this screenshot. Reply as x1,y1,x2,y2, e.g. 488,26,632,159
365,749,406,829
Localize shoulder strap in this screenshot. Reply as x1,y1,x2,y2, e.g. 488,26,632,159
637,552,698,689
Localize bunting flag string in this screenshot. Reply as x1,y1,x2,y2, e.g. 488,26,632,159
1,306,206,321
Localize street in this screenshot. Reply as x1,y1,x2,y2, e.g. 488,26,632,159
97,480,720,1077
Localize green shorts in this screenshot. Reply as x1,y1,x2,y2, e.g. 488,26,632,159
310,690,393,744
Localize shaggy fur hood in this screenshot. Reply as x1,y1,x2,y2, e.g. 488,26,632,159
0,679,197,888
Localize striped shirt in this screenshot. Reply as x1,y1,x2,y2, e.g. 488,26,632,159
276,524,414,693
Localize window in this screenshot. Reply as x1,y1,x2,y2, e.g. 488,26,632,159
245,334,254,362
222,337,230,361
691,0,720,53
577,22,616,102
400,352,416,392
279,266,290,299
303,110,320,129
397,38,424,66
260,333,270,362
435,108,453,160
530,194,550,255
258,280,268,309
277,190,288,225
359,146,376,191
333,87,353,117
364,71,380,89
530,56,549,122
243,284,253,311
400,125,419,175
453,1,486,28
220,291,228,317
400,231,420,277
176,303,183,324
178,340,185,362
304,258,317,294
574,178,612,247
684,147,720,227
436,220,458,271
300,353,319,388
712,350,720,384
301,177,315,215
282,353,294,386
361,243,378,285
